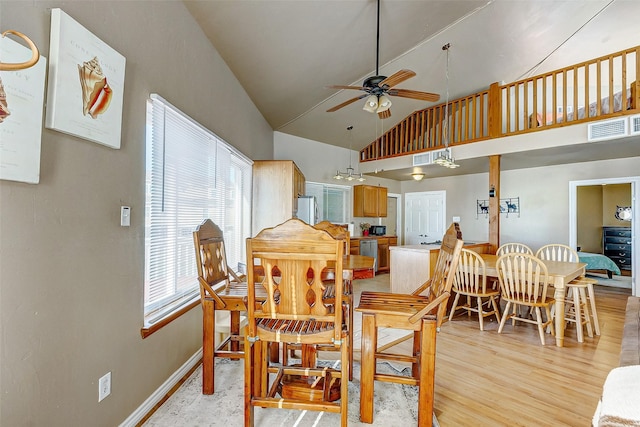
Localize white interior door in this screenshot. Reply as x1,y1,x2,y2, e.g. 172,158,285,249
405,191,446,245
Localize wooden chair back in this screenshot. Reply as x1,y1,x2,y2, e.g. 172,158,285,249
314,221,350,254
193,219,241,306
452,248,488,294
410,222,464,326
246,218,344,344
496,242,534,256
496,253,550,304
536,244,579,262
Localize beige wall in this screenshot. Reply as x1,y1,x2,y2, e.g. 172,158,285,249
603,183,632,226
0,2,272,426
577,185,604,252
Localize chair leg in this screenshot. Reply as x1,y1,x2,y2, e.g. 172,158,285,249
202,299,215,395
448,292,461,321
244,336,254,427
572,287,584,343
490,296,501,324
580,287,594,338
498,301,511,334
347,296,354,381
477,296,485,331
587,284,601,336
341,332,349,427
359,313,377,424
418,318,436,427
535,307,546,345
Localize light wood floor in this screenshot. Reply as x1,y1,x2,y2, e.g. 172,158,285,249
352,273,631,427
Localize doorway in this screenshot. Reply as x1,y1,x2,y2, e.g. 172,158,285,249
404,191,446,245
569,177,639,296
381,193,401,240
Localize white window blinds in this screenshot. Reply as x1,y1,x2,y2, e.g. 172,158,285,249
144,94,252,323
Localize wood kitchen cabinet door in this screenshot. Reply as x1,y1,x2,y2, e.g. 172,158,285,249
353,185,387,217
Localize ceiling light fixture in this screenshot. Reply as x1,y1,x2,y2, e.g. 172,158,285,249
411,172,425,181
433,43,460,169
333,125,365,182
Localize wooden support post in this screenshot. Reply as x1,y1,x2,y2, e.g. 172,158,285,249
489,155,500,254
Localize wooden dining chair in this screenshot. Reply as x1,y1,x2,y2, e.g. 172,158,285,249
496,242,534,256
536,243,599,342
193,219,267,395
356,222,464,426
244,218,349,427
283,220,354,379
449,248,501,331
496,253,555,345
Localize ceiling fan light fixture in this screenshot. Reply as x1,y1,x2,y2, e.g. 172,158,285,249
376,95,392,113
363,95,378,112
412,172,425,181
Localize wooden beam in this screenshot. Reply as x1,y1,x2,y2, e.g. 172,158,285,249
488,155,500,253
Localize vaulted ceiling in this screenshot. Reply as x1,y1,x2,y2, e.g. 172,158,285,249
184,0,640,153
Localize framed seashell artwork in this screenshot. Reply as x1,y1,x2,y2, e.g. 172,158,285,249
0,34,47,184
45,8,126,149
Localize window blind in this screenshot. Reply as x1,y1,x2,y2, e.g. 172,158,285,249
144,94,252,322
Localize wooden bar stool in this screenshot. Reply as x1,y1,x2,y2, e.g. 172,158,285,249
356,223,463,426
536,244,600,341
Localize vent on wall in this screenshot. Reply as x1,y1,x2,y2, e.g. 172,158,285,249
630,114,640,135
587,118,628,141
413,152,432,166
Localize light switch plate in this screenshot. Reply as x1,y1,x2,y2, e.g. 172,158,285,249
120,206,131,227
452,216,461,222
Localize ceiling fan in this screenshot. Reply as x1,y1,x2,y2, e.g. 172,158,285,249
326,0,440,119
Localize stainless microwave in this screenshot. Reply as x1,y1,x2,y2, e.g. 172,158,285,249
369,225,386,236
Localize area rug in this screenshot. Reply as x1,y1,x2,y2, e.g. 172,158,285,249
586,272,632,289
143,358,439,427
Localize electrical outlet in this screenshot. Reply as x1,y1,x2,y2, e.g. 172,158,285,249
98,372,111,402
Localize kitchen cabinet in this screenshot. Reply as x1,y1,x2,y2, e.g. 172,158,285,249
353,185,387,217
376,236,397,273
252,160,305,235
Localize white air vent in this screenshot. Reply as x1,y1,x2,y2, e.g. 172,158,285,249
413,152,432,166
630,114,640,135
587,118,628,141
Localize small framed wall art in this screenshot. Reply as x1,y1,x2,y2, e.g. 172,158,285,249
45,8,126,149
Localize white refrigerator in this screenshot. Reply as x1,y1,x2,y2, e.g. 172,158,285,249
296,196,318,225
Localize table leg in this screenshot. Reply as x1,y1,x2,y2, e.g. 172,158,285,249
553,283,566,347
202,298,215,394
360,313,376,424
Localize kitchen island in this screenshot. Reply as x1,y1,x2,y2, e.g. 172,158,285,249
389,242,491,294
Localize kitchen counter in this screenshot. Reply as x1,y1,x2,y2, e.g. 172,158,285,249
350,235,397,240
389,242,490,293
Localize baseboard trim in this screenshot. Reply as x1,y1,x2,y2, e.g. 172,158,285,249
119,348,203,427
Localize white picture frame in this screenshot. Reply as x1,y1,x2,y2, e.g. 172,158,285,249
0,36,47,184
45,8,126,149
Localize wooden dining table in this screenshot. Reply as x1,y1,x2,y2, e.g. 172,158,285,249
479,253,587,347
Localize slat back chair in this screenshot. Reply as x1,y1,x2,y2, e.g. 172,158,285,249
284,220,354,378
536,243,598,341
496,242,534,256
193,219,265,395
496,253,555,345
356,222,464,426
449,248,501,331
244,218,348,427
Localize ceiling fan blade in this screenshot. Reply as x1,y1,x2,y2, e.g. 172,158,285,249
326,85,367,91
388,88,440,102
326,94,367,112
379,69,416,88
378,109,391,120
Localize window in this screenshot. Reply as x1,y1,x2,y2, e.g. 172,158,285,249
144,94,252,328
305,182,350,223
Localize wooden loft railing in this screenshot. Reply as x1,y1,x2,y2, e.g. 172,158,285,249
360,45,640,163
